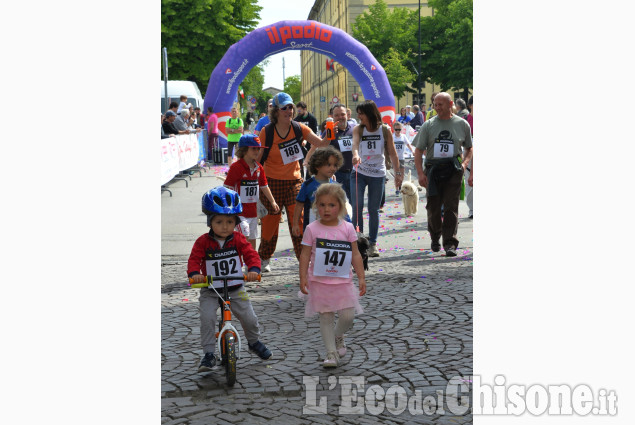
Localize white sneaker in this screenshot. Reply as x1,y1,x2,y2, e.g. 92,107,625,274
335,335,347,357
368,244,379,257
323,351,339,368
261,258,271,273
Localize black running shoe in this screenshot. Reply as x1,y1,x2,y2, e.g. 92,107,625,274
198,352,217,372
248,341,272,360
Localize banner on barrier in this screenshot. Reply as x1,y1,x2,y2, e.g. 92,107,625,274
160,134,200,185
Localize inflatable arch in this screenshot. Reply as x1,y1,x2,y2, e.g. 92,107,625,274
203,20,396,147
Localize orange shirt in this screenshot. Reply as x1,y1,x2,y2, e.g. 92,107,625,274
259,123,313,180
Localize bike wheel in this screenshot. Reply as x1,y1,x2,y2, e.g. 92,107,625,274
223,333,237,386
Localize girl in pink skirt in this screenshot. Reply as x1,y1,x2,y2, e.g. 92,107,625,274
299,183,367,368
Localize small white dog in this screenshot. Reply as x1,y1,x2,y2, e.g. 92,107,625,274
400,170,419,217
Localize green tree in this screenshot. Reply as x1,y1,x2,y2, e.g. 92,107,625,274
284,75,301,104
352,0,418,98
417,0,473,97
161,0,262,97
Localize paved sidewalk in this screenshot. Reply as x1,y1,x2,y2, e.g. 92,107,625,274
162,163,473,424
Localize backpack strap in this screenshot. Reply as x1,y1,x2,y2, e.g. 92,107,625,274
260,123,275,165
261,121,306,165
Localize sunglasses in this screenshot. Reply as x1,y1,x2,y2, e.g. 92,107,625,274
279,105,293,111
395,129,402,131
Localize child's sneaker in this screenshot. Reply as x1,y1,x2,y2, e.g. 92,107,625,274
323,351,339,368
335,335,347,357
248,340,272,360
198,352,217,372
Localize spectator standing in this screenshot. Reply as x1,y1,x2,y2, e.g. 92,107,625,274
410,105,425,129
177,95,188,114
226,106,244,168
206,107,219,162
406,105,415,120
413,92,472,256
346,108,358,127
397,107,412,125
174,109,190,132
455,98,469,120
162,110,188,135
254,99,273,134
464,95,473,218
426,92,439,121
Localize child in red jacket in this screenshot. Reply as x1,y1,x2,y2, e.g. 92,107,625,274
188,186,272,372
224,134,279,249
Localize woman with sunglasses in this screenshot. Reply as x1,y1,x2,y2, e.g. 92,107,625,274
256,92,331,272
351,100,403,257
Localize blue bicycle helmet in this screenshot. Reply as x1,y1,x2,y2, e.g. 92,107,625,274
202,186,243,216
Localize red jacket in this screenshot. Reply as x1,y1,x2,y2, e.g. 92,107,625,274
187,231,261,288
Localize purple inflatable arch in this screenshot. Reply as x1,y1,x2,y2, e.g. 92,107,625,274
203,20,396,146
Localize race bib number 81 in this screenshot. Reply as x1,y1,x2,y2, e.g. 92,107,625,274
313,238,352,278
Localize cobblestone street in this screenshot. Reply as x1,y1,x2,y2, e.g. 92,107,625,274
162,166,473,424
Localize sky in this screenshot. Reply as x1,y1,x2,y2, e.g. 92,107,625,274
256,0,315,89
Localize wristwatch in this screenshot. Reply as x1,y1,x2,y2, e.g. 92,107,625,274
395,171,403,176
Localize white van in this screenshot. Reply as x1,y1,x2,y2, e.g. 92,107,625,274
161,80,204,113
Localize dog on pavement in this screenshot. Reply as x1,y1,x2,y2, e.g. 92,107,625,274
356,232,370,270
400,170,419,217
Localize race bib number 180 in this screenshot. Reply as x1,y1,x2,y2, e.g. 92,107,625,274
313,238,352,278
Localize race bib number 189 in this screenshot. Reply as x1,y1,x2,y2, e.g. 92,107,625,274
313,238,352,278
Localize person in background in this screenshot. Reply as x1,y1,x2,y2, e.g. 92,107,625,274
226,106,244,168
177,95,188,114
426,92,439,121
455,98,469,120
410,105,425,129
207,107,219,162
346,108,358,127
163,110,189,136
254,99,273,135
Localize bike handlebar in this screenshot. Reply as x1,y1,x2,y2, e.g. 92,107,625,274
189,274,261,288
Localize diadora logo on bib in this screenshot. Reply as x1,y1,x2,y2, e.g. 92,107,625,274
265,22,332,45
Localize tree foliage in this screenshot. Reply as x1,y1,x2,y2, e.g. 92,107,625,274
417,0,473,96
161,0,262,97
284,75,302,104
352,0,418,98
352,0,472,98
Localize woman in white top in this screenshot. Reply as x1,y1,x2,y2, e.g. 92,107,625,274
351,100,403,257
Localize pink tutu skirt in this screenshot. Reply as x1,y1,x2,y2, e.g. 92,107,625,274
301,280,364,317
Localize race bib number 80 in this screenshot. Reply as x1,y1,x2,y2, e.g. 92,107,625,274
313,238,352,278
